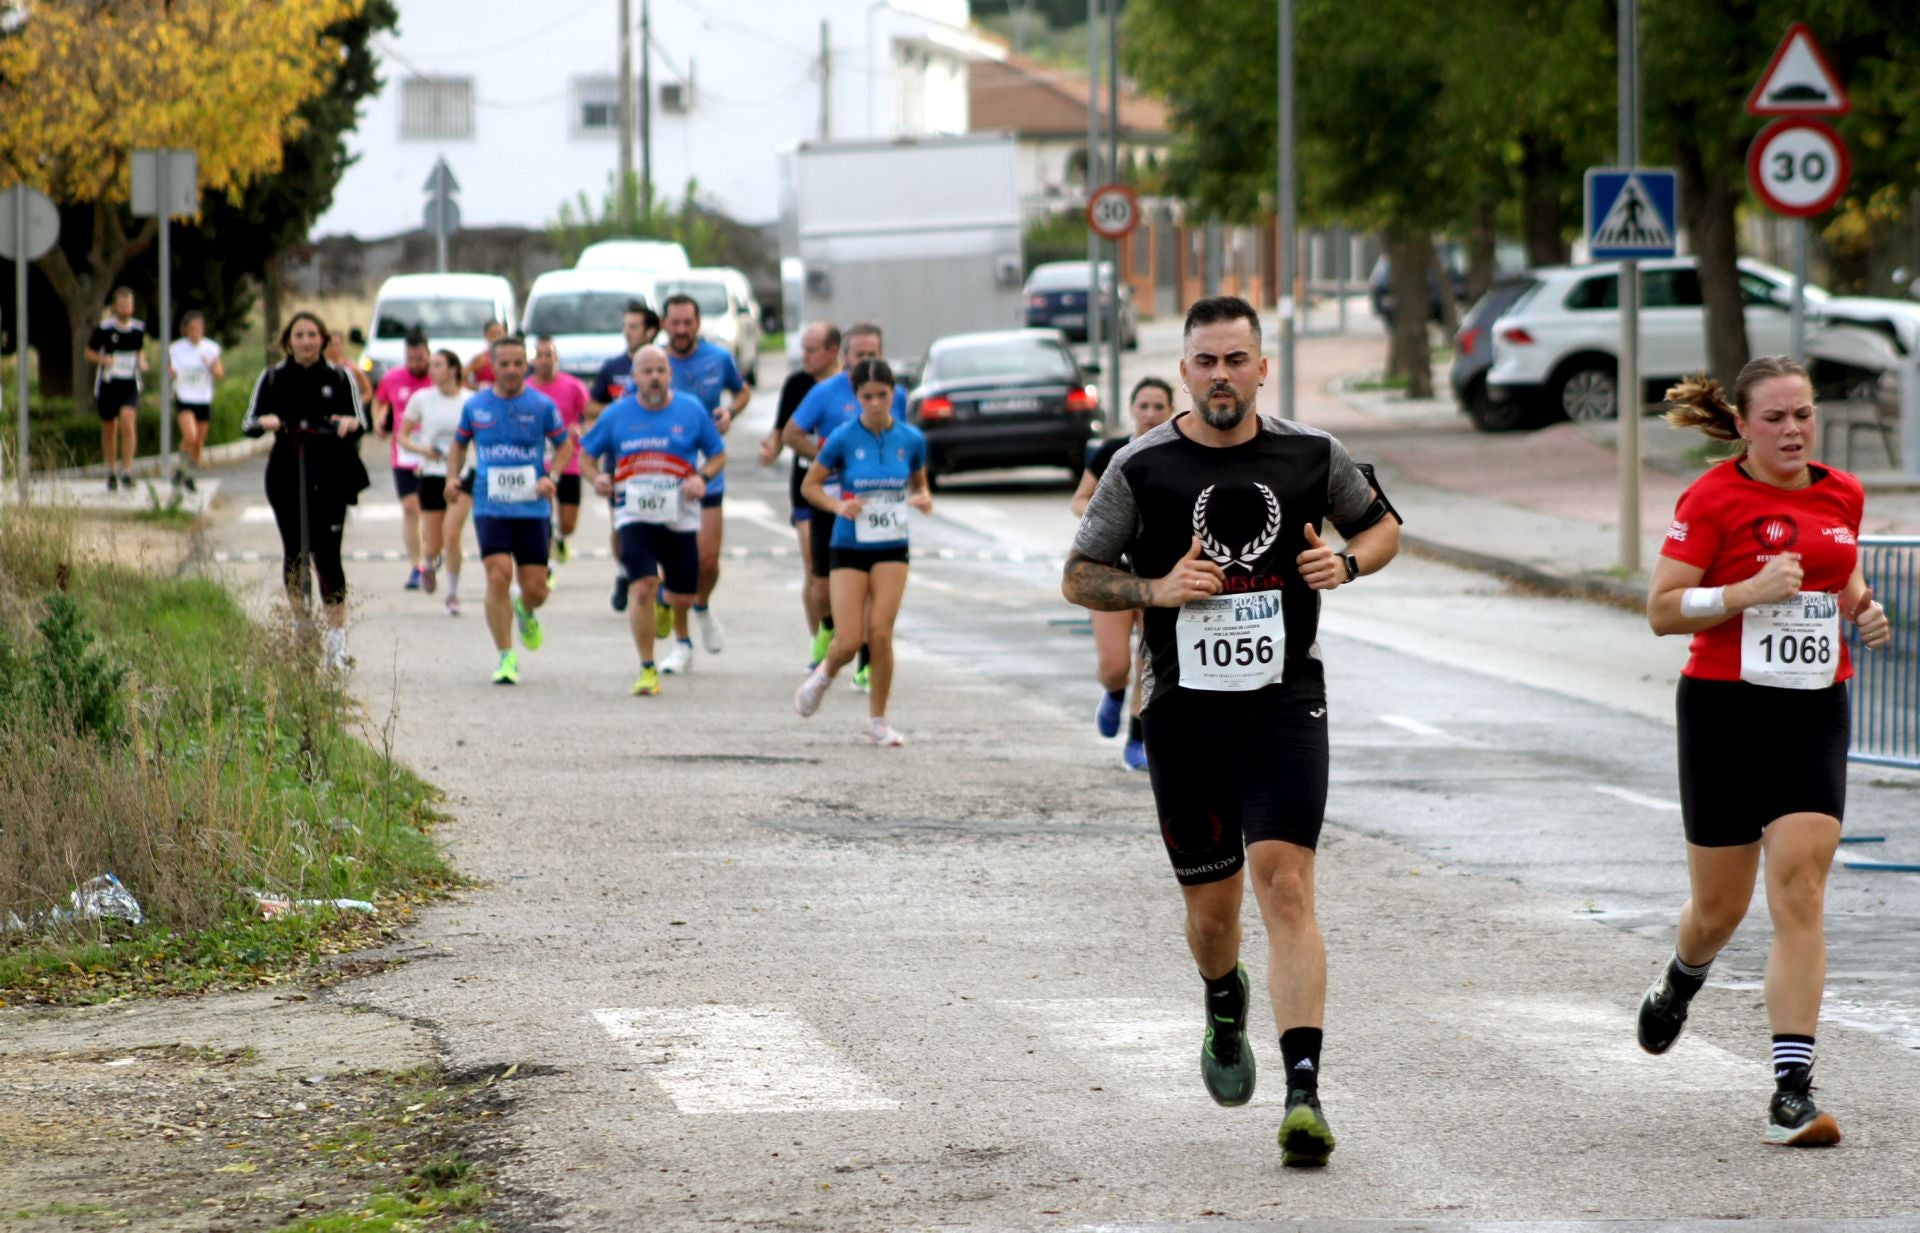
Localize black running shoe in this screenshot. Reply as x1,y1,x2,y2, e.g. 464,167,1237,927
610,574,629,612
1279,1088,1336,1167
106,473,118,493
1766,1064,1841,1147
1199,963,1255,1107
1636,969,1693,1055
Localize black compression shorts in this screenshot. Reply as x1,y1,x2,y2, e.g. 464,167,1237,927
1143,687,1330,884
809,503,838,578
556,473,582,506
1676,677,1848,847
829,544,909,572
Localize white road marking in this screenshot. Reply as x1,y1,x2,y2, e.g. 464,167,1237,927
913,574,956,591
1478,995,1753,1092
1590,785,1681,812
240,505,275,524
999,998,1195,1101
348,505,401,523
1378,714,1455,740
724,496,794,538
592,1005,896,1115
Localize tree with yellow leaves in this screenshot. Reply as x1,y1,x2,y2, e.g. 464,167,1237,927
0,0,362,397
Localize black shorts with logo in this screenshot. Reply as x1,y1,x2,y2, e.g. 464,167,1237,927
1142,686,1330,884
97,379,140,419
1677,676,1848,847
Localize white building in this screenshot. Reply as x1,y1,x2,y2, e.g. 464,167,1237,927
314,0,999,239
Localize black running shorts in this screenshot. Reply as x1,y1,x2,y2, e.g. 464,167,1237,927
829,544,909,572
418,475,448,512
556,473,583,507
1143,687,1330,884
96,379,139,419
809,504,838,578
1676,676,1848,847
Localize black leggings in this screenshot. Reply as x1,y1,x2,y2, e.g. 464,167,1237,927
271,495,348,607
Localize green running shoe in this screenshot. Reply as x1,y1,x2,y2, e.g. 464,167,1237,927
492,650,520,686
655,598,674,640
513,597,544,650
809,624,833,666
1200,963,1255,1107
853,663,871,693
1279,1088,1336,1167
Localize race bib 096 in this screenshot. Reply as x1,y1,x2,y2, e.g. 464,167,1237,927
486,464,538,503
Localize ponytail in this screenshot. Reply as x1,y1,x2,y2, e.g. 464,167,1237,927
1663,374,1742,447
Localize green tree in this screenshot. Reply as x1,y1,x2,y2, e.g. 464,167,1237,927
548,175,725,269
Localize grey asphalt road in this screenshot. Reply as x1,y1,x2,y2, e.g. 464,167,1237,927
192,344,1920,1231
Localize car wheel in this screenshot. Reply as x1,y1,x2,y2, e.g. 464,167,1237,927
1556,362,1618,422
1464,380,1529,433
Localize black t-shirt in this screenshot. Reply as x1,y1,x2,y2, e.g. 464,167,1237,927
1072,413,1379,707
89,318,147,392
777,368,821,504
1087,435,1129,481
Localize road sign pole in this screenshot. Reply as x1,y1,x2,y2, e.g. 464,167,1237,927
1277,0,1295,419
1085,0,1102,415
158,156,173,480
1617,0,1641,575
14,197,27,503
1105,0,1121,409
1790,217,1808,361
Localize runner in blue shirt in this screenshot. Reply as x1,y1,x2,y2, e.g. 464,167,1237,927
661,293,751,656
793,358,932,747
444,336,573,686
579,346,726,695
588,300,658,614
779,323,904,680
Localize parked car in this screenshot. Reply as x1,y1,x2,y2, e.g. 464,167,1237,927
1023,261,1137,349
575,239,691,274
1450,274,1542,432
905,329,1101,483
519,266,658,384
651,267,761,384
351,273,516,385
1484,256,1917,423
1371,240,1528,328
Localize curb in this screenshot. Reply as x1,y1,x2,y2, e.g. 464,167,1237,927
1399,531,1646,613
44,434,272,481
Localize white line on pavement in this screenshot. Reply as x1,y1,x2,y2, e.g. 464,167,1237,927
1480,995,1753,1092
724,497,795,538
592,1005,897,1115
1590,785,1681,812
998,998,1196,1102
1378,714,1460,741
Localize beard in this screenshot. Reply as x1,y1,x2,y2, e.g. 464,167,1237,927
1197,384,1253,429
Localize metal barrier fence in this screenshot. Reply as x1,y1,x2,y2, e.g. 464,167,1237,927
1850,535,1920,768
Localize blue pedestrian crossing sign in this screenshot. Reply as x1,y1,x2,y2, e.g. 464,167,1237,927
1584,167,1679,260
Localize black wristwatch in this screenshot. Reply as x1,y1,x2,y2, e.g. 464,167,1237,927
1341,553,1361,583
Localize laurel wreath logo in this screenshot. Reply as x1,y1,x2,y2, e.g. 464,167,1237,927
1192,483,1283,571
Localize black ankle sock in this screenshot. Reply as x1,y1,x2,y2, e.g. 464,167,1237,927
858,644,871,672
1668,952,1712,998
820,615,834,632
1201,967,1245,1022
1127,715,1143,742
1280,1026,1323,1091
1772,1034,1815,1084
1105,687,1125,703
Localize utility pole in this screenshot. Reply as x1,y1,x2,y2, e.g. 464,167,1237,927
1617,0,1641,573
1276,0,1296,418
641,0,653,208
1085,0,1103,403
819,20,832,140
618,0,635,229
1104,0,1121,404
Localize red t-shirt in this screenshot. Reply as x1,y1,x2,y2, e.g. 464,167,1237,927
528,372,590,475
1661,458,1864,682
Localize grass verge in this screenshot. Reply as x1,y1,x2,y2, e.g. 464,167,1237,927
0,501,458,1005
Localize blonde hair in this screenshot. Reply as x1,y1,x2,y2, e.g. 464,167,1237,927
1663,355,1811,455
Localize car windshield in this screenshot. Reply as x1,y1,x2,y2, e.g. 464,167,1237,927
652,279,731,318
373,298,500,340
931,340,1078,383
1027,263,1111,291
523,292,640,336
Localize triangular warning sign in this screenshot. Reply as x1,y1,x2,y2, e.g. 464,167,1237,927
1746,22,1850,116
1593,176,1672,251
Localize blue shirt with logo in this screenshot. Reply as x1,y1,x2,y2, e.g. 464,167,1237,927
815,418,927,550
456,387,567,520
578,392,725,533
791,371,907,446
668,340,744,497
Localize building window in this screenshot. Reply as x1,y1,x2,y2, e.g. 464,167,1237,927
573,76,619,137
401,77,473,141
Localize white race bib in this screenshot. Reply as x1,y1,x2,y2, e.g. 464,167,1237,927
108,352,139,379
1176,590,1285,692
623,474,682,526
853,490,909,544
1740,592,1840,690
486,464,538,503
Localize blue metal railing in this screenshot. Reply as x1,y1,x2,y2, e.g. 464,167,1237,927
1850,536,1920,769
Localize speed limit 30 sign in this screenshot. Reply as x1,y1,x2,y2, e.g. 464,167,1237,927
1747,117,1851,218
1086,183,1140,241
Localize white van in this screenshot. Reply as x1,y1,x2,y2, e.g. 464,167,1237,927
652,267,761,384
519,266,658,384
355,273,516,384
576,239,691,274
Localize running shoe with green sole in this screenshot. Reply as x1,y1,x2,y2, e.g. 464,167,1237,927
1200,963,1255,1107
631,665,661,696
1279,1088,1336,1167
655,599,674,640
513,597,544,650
492,651,520,686
853,663,871,692
809,624,832,666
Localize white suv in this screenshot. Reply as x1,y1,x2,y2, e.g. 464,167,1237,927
1485,257,1912,421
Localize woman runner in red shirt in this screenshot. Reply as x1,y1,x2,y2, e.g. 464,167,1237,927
1635,355,1890,1147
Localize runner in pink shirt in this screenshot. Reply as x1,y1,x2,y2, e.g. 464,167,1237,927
529,334,592,564
373,331,437,589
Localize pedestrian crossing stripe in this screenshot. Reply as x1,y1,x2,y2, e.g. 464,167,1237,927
1584,167,1679,260
209,546,1067,566
593,1005,896,1114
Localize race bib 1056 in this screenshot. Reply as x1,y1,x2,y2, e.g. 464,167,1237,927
1176,590,1285,692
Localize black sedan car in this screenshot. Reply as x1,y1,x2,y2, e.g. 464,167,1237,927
1023,261,1138,348
906,330,1101,483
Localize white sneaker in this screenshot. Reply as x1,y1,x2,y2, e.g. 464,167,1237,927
695,606,725,653
661,640,694,675
867,717,906,747
323,628,352,672
794,667,831,717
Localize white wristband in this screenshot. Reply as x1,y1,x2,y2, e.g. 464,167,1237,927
1681,586,1727,618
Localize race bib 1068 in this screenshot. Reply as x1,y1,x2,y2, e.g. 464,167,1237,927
853,490,909,544
1740,591,1839,690
1176,590,1285,692
486,464,538,503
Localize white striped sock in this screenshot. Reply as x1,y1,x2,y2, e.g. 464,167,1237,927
1772,1036,1815,1078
